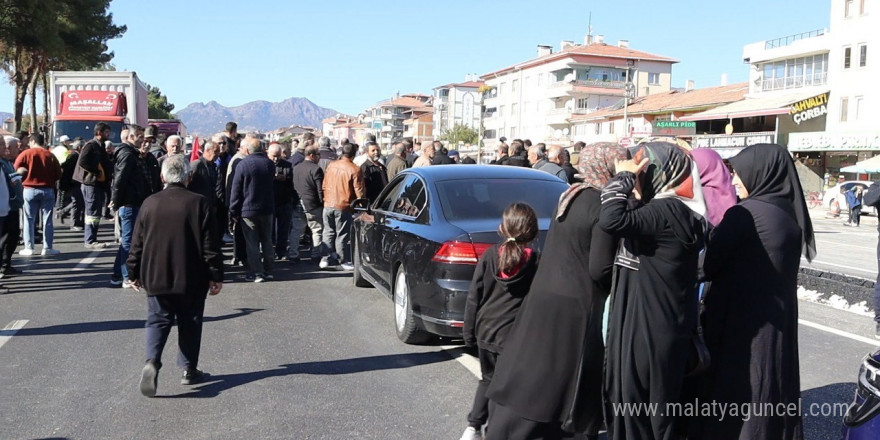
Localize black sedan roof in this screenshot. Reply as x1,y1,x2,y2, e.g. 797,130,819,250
401,164,565,182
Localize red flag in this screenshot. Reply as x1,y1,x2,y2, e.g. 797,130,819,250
190,137,201,161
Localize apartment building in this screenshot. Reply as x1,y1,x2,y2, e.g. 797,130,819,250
363,94,431,150
479,36,677,147
432,77,484,136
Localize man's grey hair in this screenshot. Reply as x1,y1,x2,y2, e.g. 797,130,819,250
243,137,263,153
318,136,331,148
2,136,16,148
211,133,225,143
392,142,405,155
161,154,192,184
529,145,546,160
548,145,563,161
166,135,182,146
359,143,369,153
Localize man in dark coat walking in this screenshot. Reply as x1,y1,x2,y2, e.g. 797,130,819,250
127,154,223,397
109,126,149,288
229,137,276,282
361,142,388,203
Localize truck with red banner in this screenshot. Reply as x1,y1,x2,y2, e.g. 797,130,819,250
147,118,187,140
48,70,148,144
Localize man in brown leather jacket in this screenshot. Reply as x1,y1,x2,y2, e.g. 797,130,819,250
320,143,364,270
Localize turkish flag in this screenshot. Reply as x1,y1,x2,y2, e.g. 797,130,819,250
190,137,201,161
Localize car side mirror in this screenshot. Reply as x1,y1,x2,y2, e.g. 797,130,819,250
351,198,372,213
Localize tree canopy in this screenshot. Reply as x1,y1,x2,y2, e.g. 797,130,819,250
147,84,175,119
438,123,479,146
0,0,126,130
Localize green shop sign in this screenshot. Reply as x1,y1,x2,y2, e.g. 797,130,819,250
652,121,697,136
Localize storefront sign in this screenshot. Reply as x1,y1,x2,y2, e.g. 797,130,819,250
789,92,829,125
692,132,775,149
652,121,696,136
789,131,880,151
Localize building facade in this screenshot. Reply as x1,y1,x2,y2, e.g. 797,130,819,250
362,94,431,150
432,78,484,137
479,36,677,148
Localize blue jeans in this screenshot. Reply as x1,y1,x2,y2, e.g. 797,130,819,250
112,206,139,280
23,187,55,250
82,185,105,244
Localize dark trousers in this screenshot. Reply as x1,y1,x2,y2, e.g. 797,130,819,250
273,204,292,258
875,236,880,325
145,295,206,369
58,184,85,227
0,210,20,269
242,214,274,276
232,220,247,263
486,400,582,440
82,184,104,244
851,206,862,226
468,348,498,428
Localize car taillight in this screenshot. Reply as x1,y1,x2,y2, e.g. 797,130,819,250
432,241,493,264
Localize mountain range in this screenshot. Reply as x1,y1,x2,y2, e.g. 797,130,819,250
176,97,338,136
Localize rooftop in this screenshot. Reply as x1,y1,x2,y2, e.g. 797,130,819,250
572,82,750,121
434,80,486,90
481,42,678,79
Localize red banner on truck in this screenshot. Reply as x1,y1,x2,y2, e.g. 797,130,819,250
56,90,127,121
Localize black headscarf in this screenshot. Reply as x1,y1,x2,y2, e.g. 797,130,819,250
728,143,816,262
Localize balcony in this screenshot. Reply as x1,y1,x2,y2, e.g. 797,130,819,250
759,72,827,92
545,108,573,125
547,79,627,98
764,29,825,50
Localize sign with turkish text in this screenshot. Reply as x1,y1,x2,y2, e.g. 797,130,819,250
789,92,829,125
59,90,125,116
788,131,880,151
652,120,696,136
692,132,775,149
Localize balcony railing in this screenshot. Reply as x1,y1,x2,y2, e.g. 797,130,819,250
764,29,826,50
548,79,627,90
760,72,827,92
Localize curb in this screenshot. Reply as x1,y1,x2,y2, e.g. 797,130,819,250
798,267,875,312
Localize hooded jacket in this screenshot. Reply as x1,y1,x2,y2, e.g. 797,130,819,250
463,244,539,353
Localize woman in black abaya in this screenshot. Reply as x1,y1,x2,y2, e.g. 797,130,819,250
698,144,814,440
599,142,706,440
484,142,626,440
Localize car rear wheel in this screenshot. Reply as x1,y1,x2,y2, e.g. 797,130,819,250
393,265,430,344
352,239,371,288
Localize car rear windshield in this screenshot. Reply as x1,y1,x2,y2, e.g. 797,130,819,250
434,179,566,221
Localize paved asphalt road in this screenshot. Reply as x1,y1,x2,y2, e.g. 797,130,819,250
0,220,877,439
805,208,879,280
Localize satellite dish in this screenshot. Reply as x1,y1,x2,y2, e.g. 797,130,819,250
554,129,563,138
562,128,570,135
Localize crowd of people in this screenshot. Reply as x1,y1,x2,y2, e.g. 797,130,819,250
461,140,814,440
1,123,815,439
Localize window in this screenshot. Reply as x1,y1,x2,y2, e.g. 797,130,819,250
846,0,854,17
860,0,867,14
648,72,660,85
499,82,506,95
855,96,864,120
594,123,601,135
576,98,590,109
510,127,517,138
499,105,505,117
840,97,849,122
844,46,852,68
860,44,867,67
498,127,505,138
608,121,615,135
511,103,518,116
511,79,518,93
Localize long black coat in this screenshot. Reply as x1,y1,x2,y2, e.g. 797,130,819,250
600,193,703,440
699,200,804,440
486,189,615,435
126,184,223,298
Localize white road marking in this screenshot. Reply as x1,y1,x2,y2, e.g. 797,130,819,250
441,345,482,378
801,258,877,277
799,318,879,347
0,320,29,350
73,251,102,271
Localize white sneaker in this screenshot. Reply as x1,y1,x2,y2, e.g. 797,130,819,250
339,263,354,271
459,427,483,440
18,248,34,256
318,256,330,269
41,248,60,256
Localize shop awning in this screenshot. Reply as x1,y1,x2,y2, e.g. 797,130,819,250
840,155,880,173
678,89,828,121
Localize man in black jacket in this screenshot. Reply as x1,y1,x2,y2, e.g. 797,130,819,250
127,154,223,397
73,122,113,248
293,145,325,260
229,138,276,282
431,141,456,165
267,142,296,261
109,126,150,288
489,143,510,165
188,137,223,243
361,142,388,203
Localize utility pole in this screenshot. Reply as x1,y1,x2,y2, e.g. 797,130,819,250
623,67,635,139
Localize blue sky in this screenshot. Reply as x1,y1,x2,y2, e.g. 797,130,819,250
0,0,831,117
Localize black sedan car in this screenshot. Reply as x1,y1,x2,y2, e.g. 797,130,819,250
351,165,569,344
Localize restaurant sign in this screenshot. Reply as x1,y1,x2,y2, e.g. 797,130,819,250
788,131,880,151
789,92,828,125
692,132,775,149
652,121,696,136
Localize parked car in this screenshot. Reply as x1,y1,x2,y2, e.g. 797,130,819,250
823,180,875,215
351,165,569,344
842,349,880,439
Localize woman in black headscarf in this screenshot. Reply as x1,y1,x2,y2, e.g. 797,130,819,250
484,142,625,440
697,143,813,440
599,141,706,440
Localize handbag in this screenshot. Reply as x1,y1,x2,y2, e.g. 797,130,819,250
685,281,711,378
